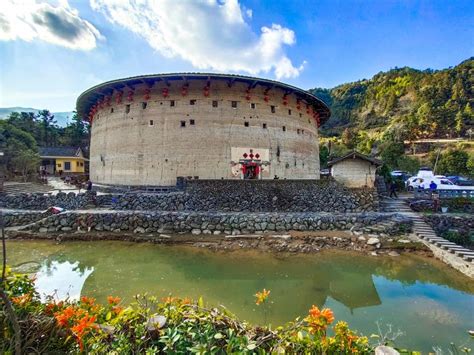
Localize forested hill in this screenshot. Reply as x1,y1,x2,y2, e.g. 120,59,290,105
311,57,473,139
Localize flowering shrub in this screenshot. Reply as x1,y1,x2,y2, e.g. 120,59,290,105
255,288,270,305
0,269,375,354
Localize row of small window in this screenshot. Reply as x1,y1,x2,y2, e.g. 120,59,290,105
148,119,308,133
148,119,196,127
56,161,84,170
120,101,296,115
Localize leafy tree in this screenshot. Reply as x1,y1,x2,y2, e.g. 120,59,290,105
62,112,89,148
467,155,474,177
11,149,40,181
0,121,39,178
319,145,329,168
435,149,469,176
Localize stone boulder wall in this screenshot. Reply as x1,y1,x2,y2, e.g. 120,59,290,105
25,211,410,236
1,180,378,213
115,180,378,212
424,214,474,233
2,211,51,227
0,191,112,210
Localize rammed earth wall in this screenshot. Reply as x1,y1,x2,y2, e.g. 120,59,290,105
0,180,378,213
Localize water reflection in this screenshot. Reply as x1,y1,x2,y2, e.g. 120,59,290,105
35,261,93,301
6,240,474,352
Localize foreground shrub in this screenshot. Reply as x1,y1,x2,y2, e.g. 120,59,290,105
0,269,372,354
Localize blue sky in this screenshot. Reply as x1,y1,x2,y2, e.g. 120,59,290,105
0,0,473,112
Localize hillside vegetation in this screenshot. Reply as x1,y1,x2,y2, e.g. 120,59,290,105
312,57,473,140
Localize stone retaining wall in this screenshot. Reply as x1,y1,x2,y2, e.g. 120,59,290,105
115,180,378,212
25,211,410,236
2,211,51,227
0,192,112,210
0,180,378,213
424,214,474,232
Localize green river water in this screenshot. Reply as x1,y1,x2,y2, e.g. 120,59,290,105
5,240,474,352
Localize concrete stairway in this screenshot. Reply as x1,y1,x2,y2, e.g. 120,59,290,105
412,216,474,262
380,196,412,213
382,196,474,263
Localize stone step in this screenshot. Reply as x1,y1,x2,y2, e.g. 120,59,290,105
463,255,474,261
449,247,468,253
454,250,474,256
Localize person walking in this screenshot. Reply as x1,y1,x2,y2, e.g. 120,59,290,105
389,180,398,198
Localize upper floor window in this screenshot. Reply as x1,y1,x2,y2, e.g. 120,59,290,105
190,99,196,105
190,119,195,125
125,104,130,114
231,101,238,108
288,109,292,115
250,103,256,109
180,121,186,127
212,100,218,107
170,100,175,107
262,123,267,129
244,121,249,127
270,105,275,113
282,126,286,131
142,102,147,109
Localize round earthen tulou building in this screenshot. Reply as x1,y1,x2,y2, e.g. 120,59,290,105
77,73,330,187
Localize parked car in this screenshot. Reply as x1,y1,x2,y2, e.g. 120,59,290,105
447,176,474,186
407,176,474,191
406,176,425,190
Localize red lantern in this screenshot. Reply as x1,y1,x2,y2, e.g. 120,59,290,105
306,104,310,114
116,91,123,104
127,90,134,102
143,88,151,101
181,86,188,96
105,96,111,106
264,95,269,102
162,88,169,98
296,99,301,110
244,88,251,101
203,86,210,97
282,95,288,106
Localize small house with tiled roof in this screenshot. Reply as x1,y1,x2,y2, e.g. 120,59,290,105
39,147,87,175
327,151,382,188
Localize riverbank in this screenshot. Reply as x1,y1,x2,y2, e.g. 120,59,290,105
6,228,430,257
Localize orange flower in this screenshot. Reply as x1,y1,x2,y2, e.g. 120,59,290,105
321,308,335,324
80,296,95,306
305,305,335,334
309,305,321,318
162,296,178,304
107,296,121,305
112,306,123,315
55,306,76,327
71,314,97,351
11,293,32,307
255,289,271,305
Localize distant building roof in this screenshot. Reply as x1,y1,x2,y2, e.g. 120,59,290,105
327,151,382,167
39,147,84,158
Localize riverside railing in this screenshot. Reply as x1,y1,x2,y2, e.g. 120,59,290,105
413,189,474,199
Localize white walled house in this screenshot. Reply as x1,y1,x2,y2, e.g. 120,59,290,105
327,151,382,188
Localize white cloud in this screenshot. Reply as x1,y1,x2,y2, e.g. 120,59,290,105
90,0,304,79
0,0,102,50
